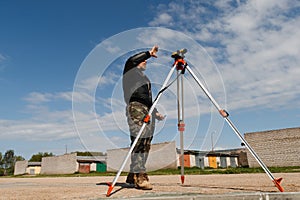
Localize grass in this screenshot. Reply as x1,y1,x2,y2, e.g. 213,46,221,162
148,166,300,175
4,166,300,178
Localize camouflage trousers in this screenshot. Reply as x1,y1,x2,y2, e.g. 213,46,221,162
126,101,155,173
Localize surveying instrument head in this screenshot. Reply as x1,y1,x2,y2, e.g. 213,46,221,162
171,48,187,59
171,48,187,71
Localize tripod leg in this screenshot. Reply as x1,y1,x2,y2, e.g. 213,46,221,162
185,65,284,192
177,71,185,184
224,118,284,192
106,65,177,197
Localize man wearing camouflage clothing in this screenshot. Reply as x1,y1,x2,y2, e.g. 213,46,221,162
122,45,165,190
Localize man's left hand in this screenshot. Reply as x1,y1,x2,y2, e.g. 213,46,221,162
155,112,165,121
150,45,159,58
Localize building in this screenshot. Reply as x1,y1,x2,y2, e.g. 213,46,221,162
77,155,107,173
14,125,300,175
26,162,42,175
107,141,247,171
14,143,249,176
14,161,41,175
14,153,106,175
245,127,300,167
178,148,247,169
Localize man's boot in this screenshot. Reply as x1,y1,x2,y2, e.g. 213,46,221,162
126,173,137,185
135,172,152,190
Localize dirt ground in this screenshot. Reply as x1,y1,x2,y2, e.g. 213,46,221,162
0,173,300,199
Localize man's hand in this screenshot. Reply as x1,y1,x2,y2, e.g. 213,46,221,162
155,112,165,121
149,45,159,58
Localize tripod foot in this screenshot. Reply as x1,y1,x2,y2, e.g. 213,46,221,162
273,177,284,192
181,175,185,184
106,182,114,197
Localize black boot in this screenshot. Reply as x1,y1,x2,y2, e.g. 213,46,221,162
126,173,137,184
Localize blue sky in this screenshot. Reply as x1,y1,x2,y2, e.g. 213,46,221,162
1,0,300,160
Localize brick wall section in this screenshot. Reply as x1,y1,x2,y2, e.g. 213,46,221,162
40,153,77,174
245,127,300,167
14,160,28,175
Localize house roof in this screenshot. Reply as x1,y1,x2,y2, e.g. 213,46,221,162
176,148,245,157
76,156,106,163
28,162,42,166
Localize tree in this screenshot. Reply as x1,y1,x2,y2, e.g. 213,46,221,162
0,152,3,175
3,150,15,175
29,152,54,162
0,150,25,176
15,155,25,162
0,152,2,166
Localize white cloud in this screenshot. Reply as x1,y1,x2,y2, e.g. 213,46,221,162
71,91,94,103
0,53,8,72
1,96,124,143
148,0,300,112
0,54,6,62
0,118,76,141
101,40,122,54
24,91,93,104
149,13,173,26
23,92,53,104
14,85,127,142
75,72,120,92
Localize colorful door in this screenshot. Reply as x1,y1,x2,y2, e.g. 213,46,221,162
78,163,90,173
96,162,107,172
208,156,217,168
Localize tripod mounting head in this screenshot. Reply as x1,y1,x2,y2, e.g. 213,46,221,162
171,48,187,60
171,48,187,71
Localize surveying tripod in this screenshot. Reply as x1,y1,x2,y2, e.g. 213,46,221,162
106,49,284,197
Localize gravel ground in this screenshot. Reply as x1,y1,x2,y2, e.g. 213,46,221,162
0,173,299,199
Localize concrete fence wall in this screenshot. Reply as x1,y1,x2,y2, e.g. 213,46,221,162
14,160,28,175
40,153,77,174
245,127,300,167
107,141,177,172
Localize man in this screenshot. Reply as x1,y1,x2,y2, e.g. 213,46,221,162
122,45,164,190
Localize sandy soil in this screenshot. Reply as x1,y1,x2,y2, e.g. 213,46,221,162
0,173,299,199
